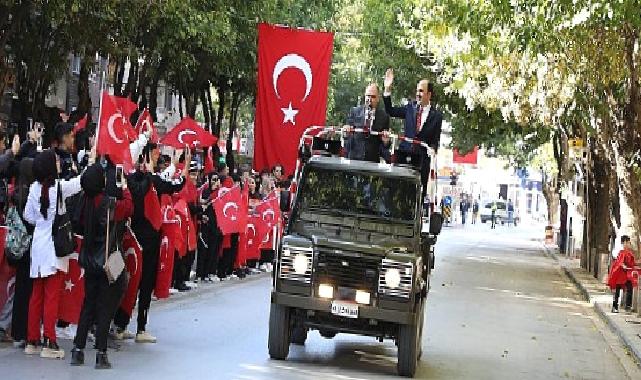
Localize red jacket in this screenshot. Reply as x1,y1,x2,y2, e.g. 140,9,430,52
608,248,638,289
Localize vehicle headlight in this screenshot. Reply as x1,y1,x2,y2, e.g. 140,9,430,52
278,244,313,283
384,268,401,288
293,254,309,275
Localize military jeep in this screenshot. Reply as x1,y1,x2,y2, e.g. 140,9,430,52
268,131,443,377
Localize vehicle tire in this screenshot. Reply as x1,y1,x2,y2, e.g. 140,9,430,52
397,304,422,377
481,218,486,223
319,330,337,339
291,326,308,345
268,303,291,360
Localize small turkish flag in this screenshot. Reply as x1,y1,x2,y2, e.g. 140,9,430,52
135,108,159,143
255,197,281,228
240,214,271,262
161,117,218,148
58,237,85,324
144,185,163,231
203,148,215,175
174,198,196,255
97,91,134,171
214,185,244,235
120,228,143,316
253,23,334,175
73,114,88,134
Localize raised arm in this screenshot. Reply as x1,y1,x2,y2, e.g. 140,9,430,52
383,68,406,119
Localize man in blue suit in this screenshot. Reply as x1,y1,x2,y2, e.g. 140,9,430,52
383,68,442,198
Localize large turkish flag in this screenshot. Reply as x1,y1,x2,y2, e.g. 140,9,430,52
253,23,334,175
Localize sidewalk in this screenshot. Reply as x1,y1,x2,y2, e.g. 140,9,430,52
543,244,641,368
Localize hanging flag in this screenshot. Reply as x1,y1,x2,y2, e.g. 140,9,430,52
97,91,134,171
161,117,218,148
120,228,143,315
453,146,479,165
135,108,159,143
73,114,88,134
253,23,334,175
213,185,244,235
143,185,163,231
0,226,16,314
58,237,85,324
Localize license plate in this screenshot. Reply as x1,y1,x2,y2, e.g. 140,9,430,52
331,301,358,318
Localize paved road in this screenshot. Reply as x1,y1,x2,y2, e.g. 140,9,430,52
1,222,638,379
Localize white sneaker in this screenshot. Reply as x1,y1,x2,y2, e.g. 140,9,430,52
185,281,198,288
115,329,136,340
135,331,157,343
24,343,41,355
259,264,267,271
40,341,64,359
266,263,273,273
211,276,221,282
169,288,179,295
229,274,238,280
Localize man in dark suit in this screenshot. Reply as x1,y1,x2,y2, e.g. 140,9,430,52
383,68,443,197
344,83,391,163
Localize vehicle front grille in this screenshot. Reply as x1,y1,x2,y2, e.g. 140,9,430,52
314,247,379,294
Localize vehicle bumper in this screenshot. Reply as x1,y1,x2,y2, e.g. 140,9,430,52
271,292,416,325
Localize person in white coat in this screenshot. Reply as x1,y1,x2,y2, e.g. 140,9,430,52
23,149,82,359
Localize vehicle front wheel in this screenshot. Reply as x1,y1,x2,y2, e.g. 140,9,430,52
319,329,337,339
291,326,308,345
397,309,422,377
268,303,291,360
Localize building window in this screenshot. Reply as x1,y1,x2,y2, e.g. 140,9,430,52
71,56,81,75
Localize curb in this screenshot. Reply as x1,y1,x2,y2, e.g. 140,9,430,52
541,244,641,368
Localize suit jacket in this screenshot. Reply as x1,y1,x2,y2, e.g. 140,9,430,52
345,105,390,162
383,95,442,152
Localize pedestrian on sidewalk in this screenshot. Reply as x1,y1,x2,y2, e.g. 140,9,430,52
608,235,638,313
472,199,479,224
460,196,469,225
490,201,497,229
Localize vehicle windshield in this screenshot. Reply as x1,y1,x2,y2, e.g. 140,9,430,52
298,167,417,221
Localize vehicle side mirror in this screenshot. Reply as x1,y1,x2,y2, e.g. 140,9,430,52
429,212,443,235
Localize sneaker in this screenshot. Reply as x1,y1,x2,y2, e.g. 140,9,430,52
611,306,619,313
13,340,26,349
114,329,135,340
135,331,157,343
169,288,179,295
70,347,84,366
40,338,65,359
266,263,273,273
259,264,268,271
176,283,191,292
24,341,41,355
229,274,239,280
185,281,198,288
95,350,112,370
211,276,221,282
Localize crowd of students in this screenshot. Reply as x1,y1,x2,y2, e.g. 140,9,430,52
0,119,288,369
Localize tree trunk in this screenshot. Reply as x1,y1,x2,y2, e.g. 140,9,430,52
115,57,126,96
587,144,611,277
215,79,227,136
200,89,210,128
178,92,184,119
77,56,92,117
206,86,215,134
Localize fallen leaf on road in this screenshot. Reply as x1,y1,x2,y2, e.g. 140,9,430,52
531,336,536,340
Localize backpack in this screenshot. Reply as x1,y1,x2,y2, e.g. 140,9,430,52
4,205,32,263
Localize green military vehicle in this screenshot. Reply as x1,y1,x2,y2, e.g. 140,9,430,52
268,132,443,377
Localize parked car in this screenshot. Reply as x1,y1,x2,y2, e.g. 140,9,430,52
480,200,508,224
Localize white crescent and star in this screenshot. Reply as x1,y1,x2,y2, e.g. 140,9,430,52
223,202,239,221
262,209,275,222
178,130,197,145
272,53,313,126
107,112,126,144
64,279,74,292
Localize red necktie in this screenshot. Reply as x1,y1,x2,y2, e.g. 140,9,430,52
416,105,422,134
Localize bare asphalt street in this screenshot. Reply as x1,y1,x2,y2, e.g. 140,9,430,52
1,222,639,379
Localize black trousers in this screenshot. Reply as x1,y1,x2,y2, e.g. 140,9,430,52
173,250,195,286
613,281,633,309
10,258,32,341
218,234,239,278
197,232,221,280
113,231,160,333
74,271,126,351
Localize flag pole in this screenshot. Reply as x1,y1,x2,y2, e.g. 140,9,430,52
94,55,107,161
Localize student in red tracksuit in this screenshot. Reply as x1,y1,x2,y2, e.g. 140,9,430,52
608,235,638,313
23,149,82,359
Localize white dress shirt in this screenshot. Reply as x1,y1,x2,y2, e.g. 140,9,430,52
417,103,431,132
